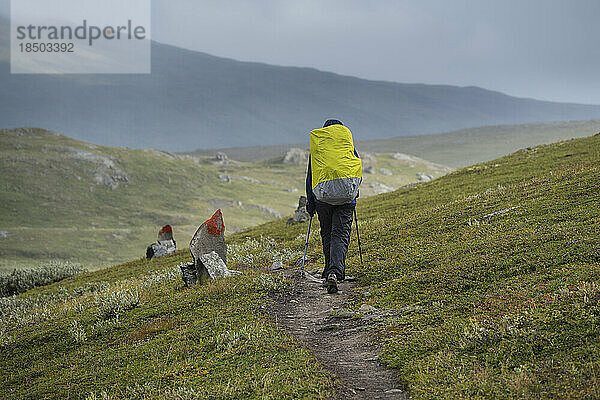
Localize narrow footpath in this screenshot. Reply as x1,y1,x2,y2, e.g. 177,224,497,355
269,268,408,400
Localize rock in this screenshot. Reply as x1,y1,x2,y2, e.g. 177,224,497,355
285,188,298,193
190,209,227,266
385,389,404,394
218,174,231,183
270,261,284,271
366,182,394,194
146,225,177,259
158,225,174,242
198,251,234,279
362,291,372,297
286,196,310,225
363,165,376,174
180,262,197,286
359,304,377,313
64,147,129,189
283,148,308,164
0,231,7,238
393,153,419,163
417,172,434,182
379,168,393,176
360,152,376,164
146,241,176,259
94,172,128,190
214,152,229,163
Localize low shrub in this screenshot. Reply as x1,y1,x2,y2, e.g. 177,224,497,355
0,261,85,297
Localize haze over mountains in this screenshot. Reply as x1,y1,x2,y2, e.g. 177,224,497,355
2,17,600,152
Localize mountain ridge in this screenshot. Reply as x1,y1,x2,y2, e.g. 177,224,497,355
2,18,600,151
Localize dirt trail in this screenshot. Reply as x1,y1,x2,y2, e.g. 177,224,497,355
269,269,408,399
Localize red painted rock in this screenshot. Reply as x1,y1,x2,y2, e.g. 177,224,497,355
158,224,173,242
190,210,227,280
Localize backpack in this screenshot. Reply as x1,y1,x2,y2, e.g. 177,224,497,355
310,124,362,205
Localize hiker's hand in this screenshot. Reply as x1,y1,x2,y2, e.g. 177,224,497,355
306,203,315,217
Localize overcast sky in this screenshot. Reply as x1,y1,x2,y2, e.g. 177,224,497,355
3,0,599,104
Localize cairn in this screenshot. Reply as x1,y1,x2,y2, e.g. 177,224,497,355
146,225,177,260
181,209,239,286
286,196,310,225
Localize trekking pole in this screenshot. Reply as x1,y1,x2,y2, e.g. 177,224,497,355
301,216,313,274
354,208,363,265
296,216,313,292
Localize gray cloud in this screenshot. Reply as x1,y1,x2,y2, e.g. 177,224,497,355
3,0,599,104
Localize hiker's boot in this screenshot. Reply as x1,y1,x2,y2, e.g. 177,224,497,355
326,273,338,294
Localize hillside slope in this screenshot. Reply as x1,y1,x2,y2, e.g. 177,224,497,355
2,18,600,151
188,119,600,167
0,128,447,270
242,133,600,398
2,133,598,399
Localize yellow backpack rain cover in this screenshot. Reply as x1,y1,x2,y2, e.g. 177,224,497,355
310,124,362,205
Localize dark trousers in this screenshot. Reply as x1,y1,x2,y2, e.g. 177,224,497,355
315,201,355,280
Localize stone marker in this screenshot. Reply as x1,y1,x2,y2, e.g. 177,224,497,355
146,224,177,259
189,209,228,283
190,209,227,264
286,196,310,225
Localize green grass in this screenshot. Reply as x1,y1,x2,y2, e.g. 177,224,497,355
235,133,600,398
3,131,599,399
0,127,445,271
0,243,333,399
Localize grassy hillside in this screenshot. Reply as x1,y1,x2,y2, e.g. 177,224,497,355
189,119,600,167
0,249,334,399
2,133,598,399
0,127,447,271
237,133,600,398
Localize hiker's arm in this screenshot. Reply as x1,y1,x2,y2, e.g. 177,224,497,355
306,157,316,216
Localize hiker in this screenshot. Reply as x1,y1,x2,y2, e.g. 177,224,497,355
306,119,362,294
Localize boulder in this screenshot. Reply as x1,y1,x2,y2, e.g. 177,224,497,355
366,182,394,194
219,174,231,183
286,196,310,225
215,152,229,163
283,148,308,164
198,251,238,279
417,172,434,182
363,166,376,174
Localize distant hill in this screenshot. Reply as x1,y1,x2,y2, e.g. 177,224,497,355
0,127,446,270
2,18,600,151
188,119,600,167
